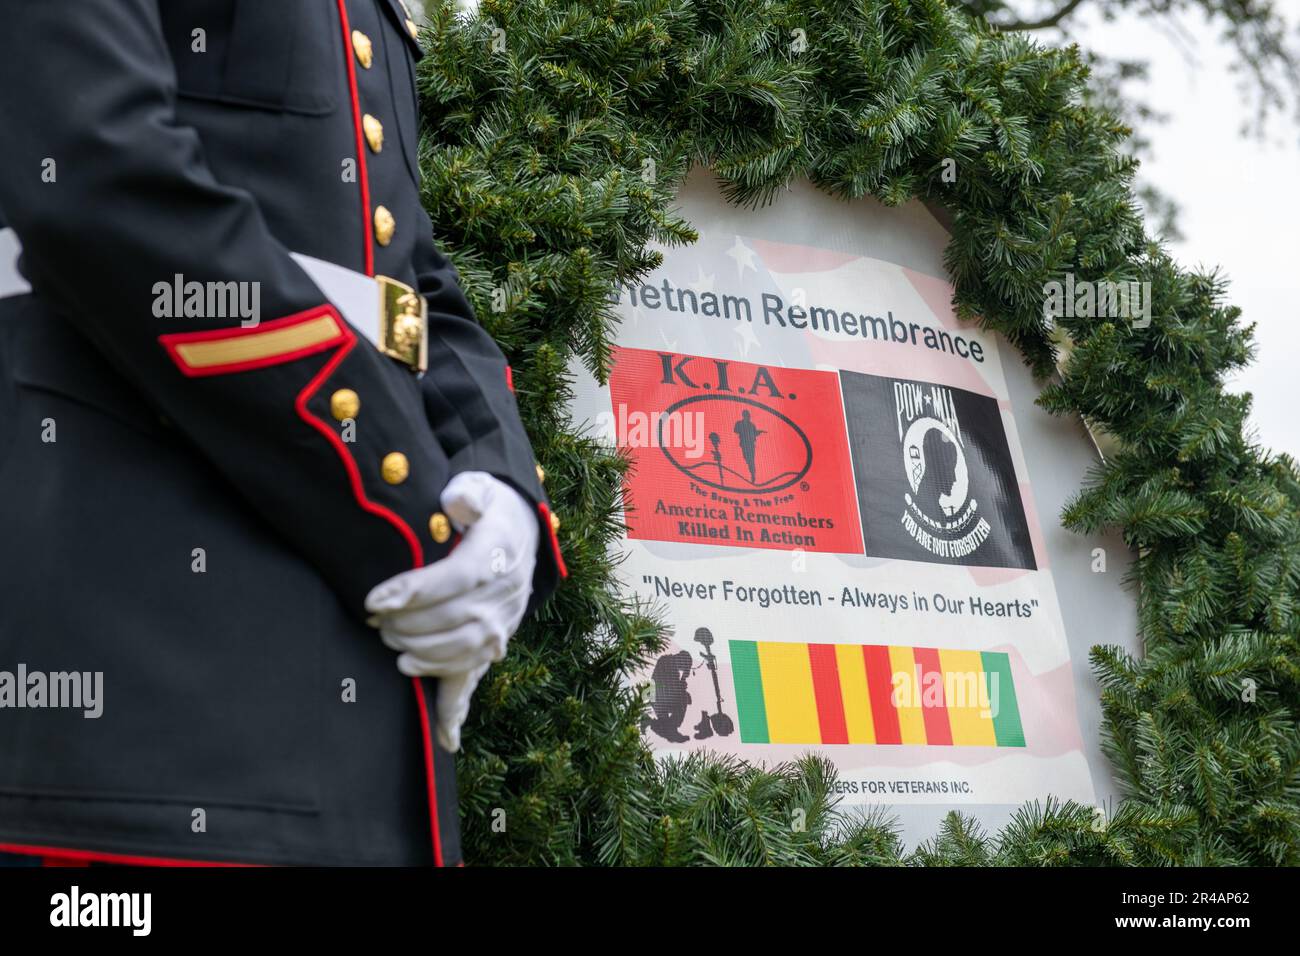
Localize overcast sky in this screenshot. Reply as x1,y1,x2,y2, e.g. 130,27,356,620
1064,7,1300,460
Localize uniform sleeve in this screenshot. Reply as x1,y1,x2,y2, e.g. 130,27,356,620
0,0,449,616
411,207,567,611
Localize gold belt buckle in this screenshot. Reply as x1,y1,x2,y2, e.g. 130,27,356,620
376,275,428,373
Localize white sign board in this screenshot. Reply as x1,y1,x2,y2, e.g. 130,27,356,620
568,168,1140,843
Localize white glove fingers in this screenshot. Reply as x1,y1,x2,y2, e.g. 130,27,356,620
382,618,492,662
434,662,492,752
377,576,530,637
432,670,472,752
380,626,501,667
395,643,498,678
441,471,496,531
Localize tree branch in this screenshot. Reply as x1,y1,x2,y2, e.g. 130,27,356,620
997,0,1090,31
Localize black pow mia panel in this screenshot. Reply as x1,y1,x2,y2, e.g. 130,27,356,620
840,371,1037,570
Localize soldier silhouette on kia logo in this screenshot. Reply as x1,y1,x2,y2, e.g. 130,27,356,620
666,396,809,493
734,410,766,485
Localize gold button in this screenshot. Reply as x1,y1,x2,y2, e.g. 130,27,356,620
330,388,360,421
549,511,561,533
429,512,452,544
535,463,546,483
351,30,373,69
374,205,395,247
363,114,384,153
381,452,409,485
406,18,420,41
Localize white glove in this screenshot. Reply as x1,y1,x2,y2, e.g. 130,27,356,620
364,471,539,750
433,661,492,753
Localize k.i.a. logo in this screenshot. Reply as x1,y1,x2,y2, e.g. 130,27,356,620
840,371,1036,571
606,346,867,555
655,353,813,495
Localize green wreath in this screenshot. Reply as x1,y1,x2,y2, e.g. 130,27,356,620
414,0,1300,865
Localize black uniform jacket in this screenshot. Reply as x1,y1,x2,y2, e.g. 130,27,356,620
0,0,565,866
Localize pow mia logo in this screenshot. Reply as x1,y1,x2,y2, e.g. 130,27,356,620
896,381,990,559
841,371,1036,570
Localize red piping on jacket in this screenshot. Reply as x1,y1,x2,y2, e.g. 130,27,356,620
157,309,424,576
296,329,446,866
136,322,446,867
336,0,375,277
333,1,447,866
538,502,568,578
409,679,445,867
0,842,260,868
293,329,425,568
